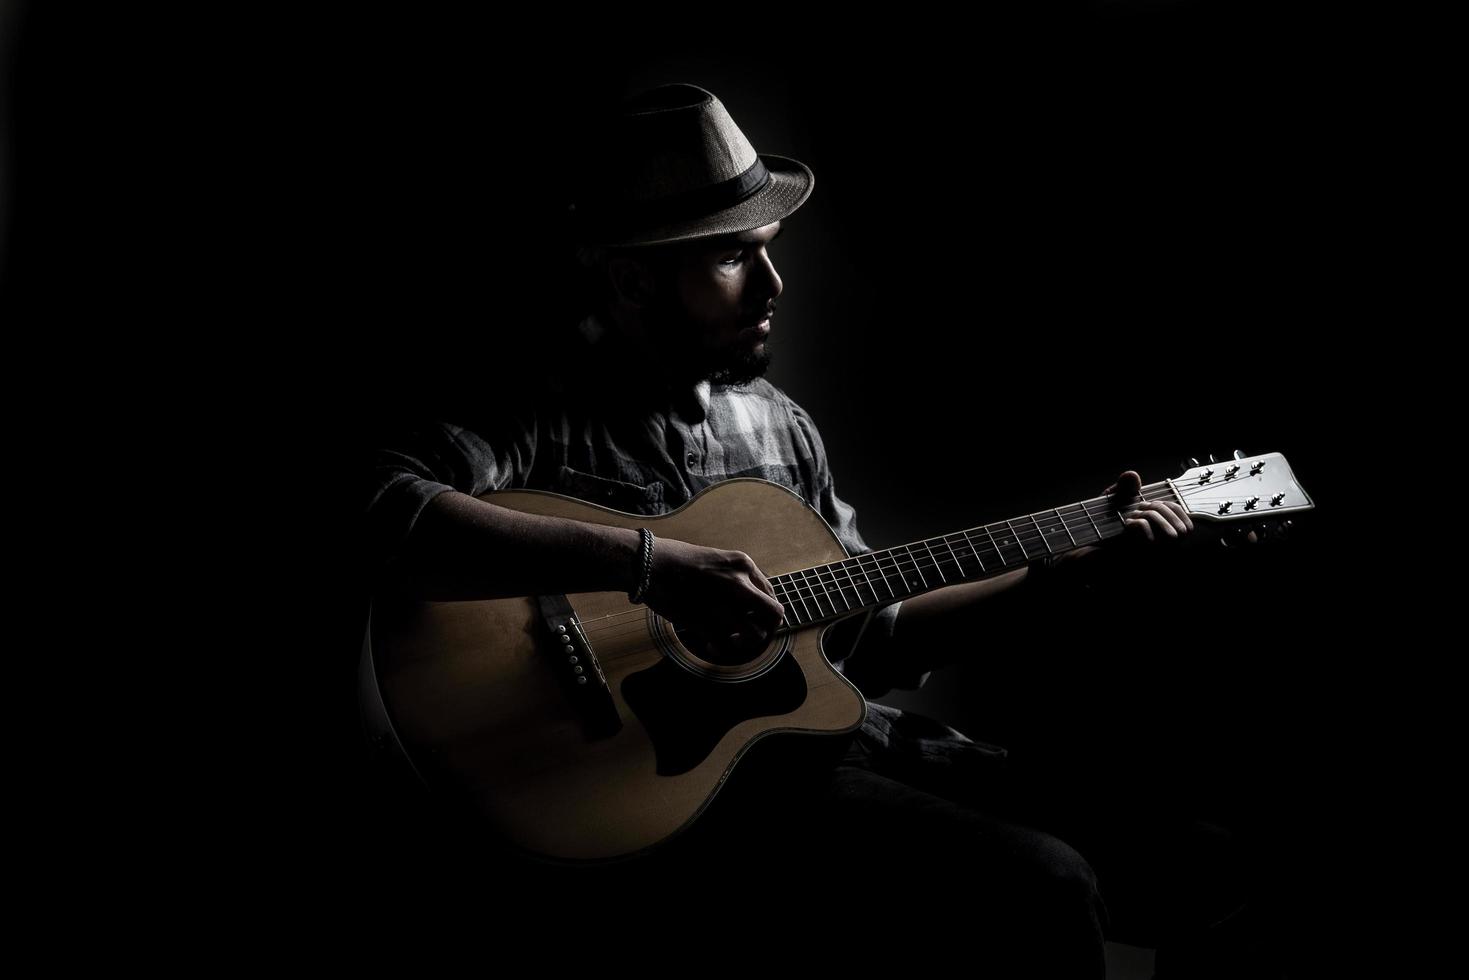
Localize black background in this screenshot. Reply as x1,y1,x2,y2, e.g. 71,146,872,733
3,1,1418,969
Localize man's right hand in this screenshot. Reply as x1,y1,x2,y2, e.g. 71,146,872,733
639,536,787,663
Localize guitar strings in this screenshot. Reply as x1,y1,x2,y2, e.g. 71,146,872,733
575,487,1172,637
577,481,1206,639
577,476,1274,647
575,481,1209,641
764,478,1245,614
759,480,1267,623
570,480,1274,658
578,473,1264,639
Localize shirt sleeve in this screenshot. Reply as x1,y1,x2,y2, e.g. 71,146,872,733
359,417,537,585
786,398,930,699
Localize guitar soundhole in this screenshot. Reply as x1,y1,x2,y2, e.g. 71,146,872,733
672,623,765,667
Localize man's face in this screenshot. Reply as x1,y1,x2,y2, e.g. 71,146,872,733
643,221,784,386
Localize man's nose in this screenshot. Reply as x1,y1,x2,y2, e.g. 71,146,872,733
756,250,782,302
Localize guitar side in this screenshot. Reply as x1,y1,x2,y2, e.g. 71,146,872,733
364,478,870,865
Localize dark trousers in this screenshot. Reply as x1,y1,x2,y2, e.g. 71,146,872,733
452,746,1107,979
360,735,1254,978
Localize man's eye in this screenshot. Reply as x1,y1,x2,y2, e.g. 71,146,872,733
721,252,744,266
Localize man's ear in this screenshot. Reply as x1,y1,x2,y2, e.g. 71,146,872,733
607,253,657,308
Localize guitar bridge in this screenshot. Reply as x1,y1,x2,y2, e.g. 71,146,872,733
536,594,622,739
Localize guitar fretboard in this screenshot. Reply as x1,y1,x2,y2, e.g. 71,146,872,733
768,481,1178,627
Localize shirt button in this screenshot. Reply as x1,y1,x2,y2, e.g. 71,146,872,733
686,451,697,467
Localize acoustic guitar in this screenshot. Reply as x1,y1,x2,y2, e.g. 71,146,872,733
360,452,1312,865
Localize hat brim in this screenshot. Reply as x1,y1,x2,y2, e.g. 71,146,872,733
589,154,814,248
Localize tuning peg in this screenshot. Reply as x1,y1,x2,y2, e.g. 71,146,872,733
1179,457,1200,475
1221,523,1265,548
1208,453,1218,464
1233,449,1247,460
1219,526,1247,547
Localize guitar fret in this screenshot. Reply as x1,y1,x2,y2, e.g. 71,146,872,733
788,572,815,623
1004,519,1031,561
838,562,861,608
1054,507,1078,548
764,486,1199,628
961,530,987,573
1080,499,1104,542
1103,502,1129,539
822,563,852,612
920,538,948,586
941,534,967,577
800,568,831,617
872,549,901,598
902,543,929,593
983,524,1008,567
771,576,798,625
788,576,812,626
1028,513,1053,555
803,566,826,616
813,566,839,615
840,557,872,605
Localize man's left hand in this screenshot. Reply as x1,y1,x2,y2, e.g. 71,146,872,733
1106,469,1193,543
1051,469,1197,574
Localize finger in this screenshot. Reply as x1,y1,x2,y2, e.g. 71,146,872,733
1124,516,1155,542
752,572,776,600
740,554,778,601
1108,470,1142,500
1140,500,1189,536
742,608,774,642
1139,508,1180,539
1165,501,1195,533
748,585,786,627
721,630,761,658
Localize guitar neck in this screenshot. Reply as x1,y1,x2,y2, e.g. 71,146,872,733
769,479,1179,628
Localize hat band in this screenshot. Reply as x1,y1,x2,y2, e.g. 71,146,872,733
577,158,772,241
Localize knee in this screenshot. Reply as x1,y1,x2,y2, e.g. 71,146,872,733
959,827,1104,925
962,834,1106,979
1027,834,1104,914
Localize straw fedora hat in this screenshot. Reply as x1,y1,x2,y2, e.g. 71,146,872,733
568,83,815,248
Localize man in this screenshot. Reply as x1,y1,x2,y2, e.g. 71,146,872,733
362,83,1206,976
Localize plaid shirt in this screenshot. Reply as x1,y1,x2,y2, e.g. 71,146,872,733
361,314,1005,779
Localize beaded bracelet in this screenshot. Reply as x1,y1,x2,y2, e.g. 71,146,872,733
628,527,656,603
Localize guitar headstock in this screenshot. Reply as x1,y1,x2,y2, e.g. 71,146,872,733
1170,451,1314,527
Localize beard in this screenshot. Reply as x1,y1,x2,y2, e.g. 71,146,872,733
644,297,773,387
705,340,773,387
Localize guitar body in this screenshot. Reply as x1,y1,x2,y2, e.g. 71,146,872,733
363,450,1313,867
365,478,869,866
